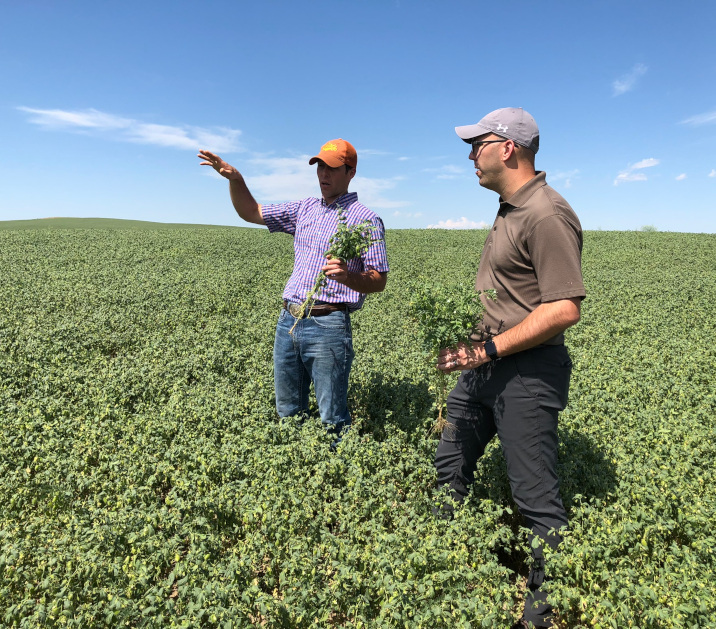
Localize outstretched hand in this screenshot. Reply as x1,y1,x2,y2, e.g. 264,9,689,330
197,149,241,180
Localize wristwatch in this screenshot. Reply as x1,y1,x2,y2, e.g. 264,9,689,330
484,339,499,361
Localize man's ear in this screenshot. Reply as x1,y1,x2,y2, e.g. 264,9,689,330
501,140,517,163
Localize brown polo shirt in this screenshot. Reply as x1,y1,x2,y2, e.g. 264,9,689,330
471,171,586,346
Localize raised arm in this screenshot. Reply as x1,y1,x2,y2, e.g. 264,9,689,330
198,150,264,225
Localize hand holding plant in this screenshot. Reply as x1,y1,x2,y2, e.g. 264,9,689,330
289,205,382,334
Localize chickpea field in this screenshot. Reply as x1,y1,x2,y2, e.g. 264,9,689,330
1,221,715,628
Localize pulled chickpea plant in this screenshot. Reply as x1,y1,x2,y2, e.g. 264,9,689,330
290,205,382,334
410,283,496,433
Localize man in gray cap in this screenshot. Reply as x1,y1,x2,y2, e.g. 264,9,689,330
434,108,585,628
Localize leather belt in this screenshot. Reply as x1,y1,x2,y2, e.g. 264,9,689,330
283,300,348,318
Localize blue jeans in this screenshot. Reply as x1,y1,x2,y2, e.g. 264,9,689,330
273,305,354,432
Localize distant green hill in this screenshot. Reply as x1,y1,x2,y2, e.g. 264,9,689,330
0,217,235,230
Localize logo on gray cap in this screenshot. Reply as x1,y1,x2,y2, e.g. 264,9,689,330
455,108,539,154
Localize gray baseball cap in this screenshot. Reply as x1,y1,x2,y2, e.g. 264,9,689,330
455,107,540,154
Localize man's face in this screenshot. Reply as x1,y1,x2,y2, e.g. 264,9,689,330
316,160,355,203
468,134,507,191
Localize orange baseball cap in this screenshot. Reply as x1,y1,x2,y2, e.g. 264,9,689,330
308,138,357,169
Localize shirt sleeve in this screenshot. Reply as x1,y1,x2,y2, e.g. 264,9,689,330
360,217,390,273
529,215,586,302
261,200,302,236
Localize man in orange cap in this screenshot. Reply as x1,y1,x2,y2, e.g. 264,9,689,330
198,139,389,442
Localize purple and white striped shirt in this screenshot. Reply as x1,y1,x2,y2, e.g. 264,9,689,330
261,192,389,311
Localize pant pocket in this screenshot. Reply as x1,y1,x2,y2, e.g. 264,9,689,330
312,310,348,330
513,347,572,411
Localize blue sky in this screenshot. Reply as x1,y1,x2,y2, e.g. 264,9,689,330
2,0,715,232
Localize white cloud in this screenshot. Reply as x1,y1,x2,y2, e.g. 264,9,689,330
427,217,489,229
18,106,242,153
631,158,659,170
680,111,716,126
353,175,409,209
422,164,466,180
612,63,648,96
676,173,687,181
398,156,410,161
248,155,321,201
18,107,132,129
614,172,648,185
614,157,660,186
709,169,716,178
392,210,423,218
549,169,580,189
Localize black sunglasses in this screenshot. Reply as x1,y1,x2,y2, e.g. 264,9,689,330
470,139,508,152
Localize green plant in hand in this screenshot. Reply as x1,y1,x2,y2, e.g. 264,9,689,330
289,205,382,334
409,282,496,432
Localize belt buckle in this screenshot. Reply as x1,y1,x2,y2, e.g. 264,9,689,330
288,303,303,318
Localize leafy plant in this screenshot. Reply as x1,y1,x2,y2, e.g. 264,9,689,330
289,205,381,333
409,282,496,431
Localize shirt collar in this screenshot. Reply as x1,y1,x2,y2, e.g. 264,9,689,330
321,191,358,208
499,171,547,210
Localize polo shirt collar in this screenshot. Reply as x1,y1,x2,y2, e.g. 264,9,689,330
500,171,547,209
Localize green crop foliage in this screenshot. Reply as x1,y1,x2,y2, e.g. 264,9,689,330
289,206,382,332
1,224,715,628
409,282,495,430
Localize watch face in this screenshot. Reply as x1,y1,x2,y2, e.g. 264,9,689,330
485,340,497,358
